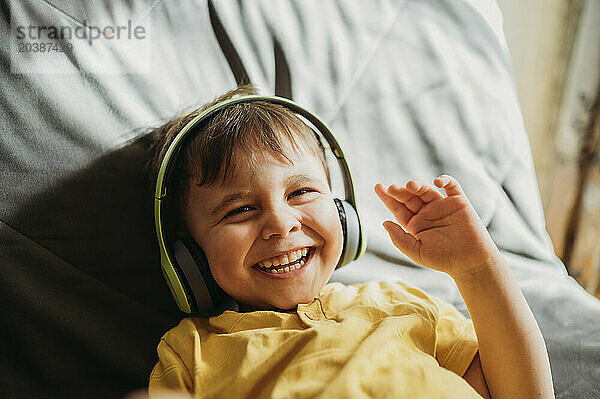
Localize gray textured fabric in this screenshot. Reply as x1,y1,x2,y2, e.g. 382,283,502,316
1,0,598,398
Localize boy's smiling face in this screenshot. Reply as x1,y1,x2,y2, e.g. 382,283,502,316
183,140,344,311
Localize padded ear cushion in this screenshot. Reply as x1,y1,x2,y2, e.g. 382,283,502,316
173,237,227,315
333,198,361,268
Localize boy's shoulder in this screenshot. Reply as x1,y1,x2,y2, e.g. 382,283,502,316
322,280,441,306
315,280,452,325
158,317,209,352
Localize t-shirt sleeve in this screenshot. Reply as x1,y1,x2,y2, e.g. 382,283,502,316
393,281,479,377
429,294,479,377
148,337,194,397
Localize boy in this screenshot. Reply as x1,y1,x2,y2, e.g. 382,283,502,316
147,85,554,398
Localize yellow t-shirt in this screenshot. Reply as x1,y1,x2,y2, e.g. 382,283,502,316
149,281,481,398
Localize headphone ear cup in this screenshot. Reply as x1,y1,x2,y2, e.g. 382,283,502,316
333,198,362,268
173,237,227,315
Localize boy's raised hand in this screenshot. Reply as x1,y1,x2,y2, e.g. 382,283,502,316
374,175,500,279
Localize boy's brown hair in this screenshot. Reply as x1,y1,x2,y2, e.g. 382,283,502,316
147,84,331,237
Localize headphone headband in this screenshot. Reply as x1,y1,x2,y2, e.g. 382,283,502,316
154,95,356,201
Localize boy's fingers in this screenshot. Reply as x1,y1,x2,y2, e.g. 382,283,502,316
433,174,464,197
386,185,425,213
374,184,413,226
405,180,444,203
382,221,420,259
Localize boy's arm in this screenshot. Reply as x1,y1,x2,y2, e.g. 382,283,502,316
375,175,554,399
453,252,553,399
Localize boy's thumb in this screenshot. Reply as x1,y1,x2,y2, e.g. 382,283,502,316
382,221,419,258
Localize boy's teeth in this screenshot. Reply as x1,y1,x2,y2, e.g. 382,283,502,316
258,247,309,268
261,254,308,274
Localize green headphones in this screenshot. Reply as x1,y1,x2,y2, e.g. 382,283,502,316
154,95,366,315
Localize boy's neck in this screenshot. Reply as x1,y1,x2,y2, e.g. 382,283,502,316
237,302,297,313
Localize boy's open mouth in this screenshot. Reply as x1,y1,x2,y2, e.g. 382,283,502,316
253,246,314,276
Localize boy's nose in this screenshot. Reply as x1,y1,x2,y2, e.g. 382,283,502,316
261,209,302,240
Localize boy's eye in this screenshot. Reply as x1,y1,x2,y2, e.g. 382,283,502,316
223,189,315,218
290,188,313,197
225,206,254,218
